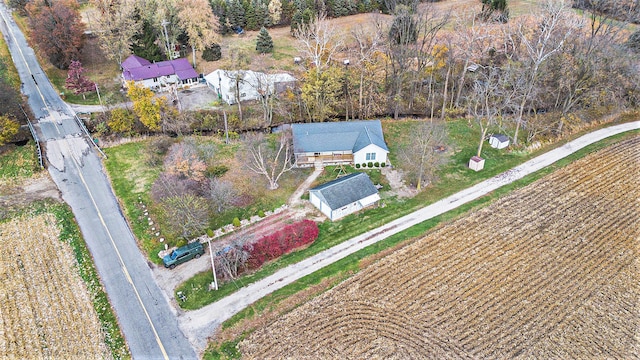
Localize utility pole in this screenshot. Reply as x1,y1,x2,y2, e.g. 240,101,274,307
95,83,105,114
161,19,172,60
343,59,350,121
223,109,229,144
206,238,218,291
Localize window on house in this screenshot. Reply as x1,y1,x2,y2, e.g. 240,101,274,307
241,92,246,97
314,152,321,156
153,78,158,82
366,153,376,161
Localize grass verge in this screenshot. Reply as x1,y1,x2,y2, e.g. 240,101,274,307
0,34,21,89
0,142,38,180
202,129,639,358
103,140,162,261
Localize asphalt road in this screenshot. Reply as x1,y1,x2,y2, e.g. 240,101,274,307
0,4,196,359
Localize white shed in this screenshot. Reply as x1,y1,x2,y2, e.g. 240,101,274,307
489,134,510,149
309,172,380,221
469,156,485,171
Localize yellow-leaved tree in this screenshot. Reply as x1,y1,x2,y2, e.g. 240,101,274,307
126,81,162,131
0,115,20,146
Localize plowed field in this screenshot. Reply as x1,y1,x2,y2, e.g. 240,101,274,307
0,213,110,359
241,136,640,358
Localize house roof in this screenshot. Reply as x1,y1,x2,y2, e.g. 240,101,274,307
309,172,379,210
490,134,509,142
292,120,389,154
122,55,198,81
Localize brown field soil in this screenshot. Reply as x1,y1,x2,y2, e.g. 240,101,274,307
240,136,640,358
0,213,110,359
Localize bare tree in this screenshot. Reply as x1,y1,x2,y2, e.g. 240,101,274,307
225,46,251,121
163,194,209,239
214,238,250,280
466,65,510,158
208,178,237,213
294,12,343,74
248,71,276,126
398,121,448,191
508,0,571,145
383,5,449,118
351,20,384,119
550,0,628,134
452,10,495,108
242,132,294,190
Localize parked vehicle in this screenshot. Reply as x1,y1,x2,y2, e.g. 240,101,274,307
163,242,204,269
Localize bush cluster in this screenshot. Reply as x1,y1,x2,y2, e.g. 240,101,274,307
244,220,319,269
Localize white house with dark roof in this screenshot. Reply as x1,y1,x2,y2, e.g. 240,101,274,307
292,120,389,167
309,172,380,221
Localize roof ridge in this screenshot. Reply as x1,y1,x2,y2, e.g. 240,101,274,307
312,172,363,191
364,126,373,145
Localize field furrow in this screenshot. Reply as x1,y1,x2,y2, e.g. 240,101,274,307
0,213,111,359
241,137,640,359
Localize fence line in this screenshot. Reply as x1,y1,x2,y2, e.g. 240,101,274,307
19,104,43,169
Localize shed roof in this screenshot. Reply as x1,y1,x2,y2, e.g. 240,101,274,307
490,134,510,142
309,172,379,210
292,120,389,154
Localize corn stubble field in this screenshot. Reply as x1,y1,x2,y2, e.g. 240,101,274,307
241,137,640,358
0,213,110,359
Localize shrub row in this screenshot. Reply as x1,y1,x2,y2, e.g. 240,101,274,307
355,162,386,169
244,220,319,269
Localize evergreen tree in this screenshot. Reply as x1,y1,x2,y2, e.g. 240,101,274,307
245,1,258,30
212,0,232,35
203,43,223,61
290,9,303,33
130,19,164,62
228,0,246,30
256,27,274,53
255,1,271,28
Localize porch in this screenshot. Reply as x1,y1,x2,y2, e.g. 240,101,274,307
295,152,354,167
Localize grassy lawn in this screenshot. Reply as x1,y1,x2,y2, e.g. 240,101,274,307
203,128,640,358
103,136,310,262
0,142,39,181
0,35,21,89
104,140,164,260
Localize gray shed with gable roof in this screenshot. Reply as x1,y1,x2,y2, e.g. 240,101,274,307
309,172,380,221
292,120,389,167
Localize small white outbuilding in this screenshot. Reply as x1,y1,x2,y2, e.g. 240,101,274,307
489,134,510,149
469,156,485,171
309,172,380,221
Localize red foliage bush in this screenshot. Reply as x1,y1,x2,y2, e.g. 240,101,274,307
244,220,319,269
